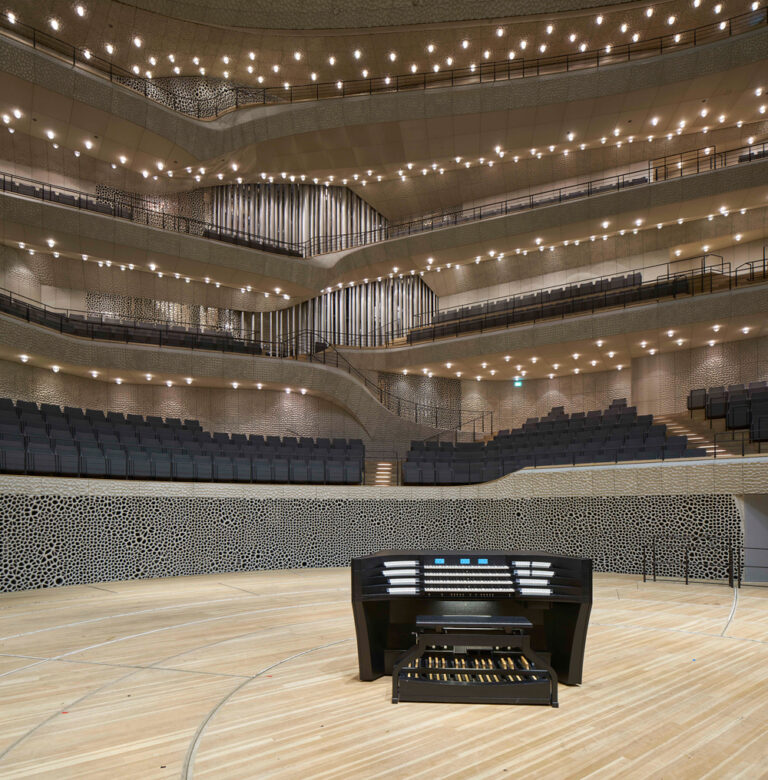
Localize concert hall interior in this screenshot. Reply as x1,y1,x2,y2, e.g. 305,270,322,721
0,0,767,775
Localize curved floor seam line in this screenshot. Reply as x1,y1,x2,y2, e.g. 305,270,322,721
591,618,766,643
720,588,739,636
0,587,348,641
0,652,254,680
181,638,353,780
0,615,352,765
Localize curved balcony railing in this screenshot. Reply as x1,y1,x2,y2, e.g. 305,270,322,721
0,288,491,432
0,8,765,118
3,140,768,260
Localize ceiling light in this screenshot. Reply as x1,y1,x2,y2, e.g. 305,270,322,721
646,7,653,17
115,377,123,384
133,36,142,47
19,354,29,363
742,327,751,334
49,18,60,30
608,351,615,358
496,27,504,36
676,339,684,346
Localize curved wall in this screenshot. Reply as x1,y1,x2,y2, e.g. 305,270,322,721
1,28,765,165
2,456,762,591
118,0,640,29
0,314,460,451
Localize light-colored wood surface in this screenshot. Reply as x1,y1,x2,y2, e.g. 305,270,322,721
0,570,766,779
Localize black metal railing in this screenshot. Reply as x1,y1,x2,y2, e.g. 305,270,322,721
2,140,768,259
405,256,768,344
641,536,768,587
0,172,303,256
2,249,767,359
0,8,765,117
0,288,491,433
413,253,728,328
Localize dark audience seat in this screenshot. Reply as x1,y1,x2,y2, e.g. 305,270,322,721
0,398,365,485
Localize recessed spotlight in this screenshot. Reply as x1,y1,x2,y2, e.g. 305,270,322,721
115,378,123,385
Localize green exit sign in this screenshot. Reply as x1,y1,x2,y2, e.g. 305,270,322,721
513,380,523,387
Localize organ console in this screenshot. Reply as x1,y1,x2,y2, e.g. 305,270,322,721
351,551,592,706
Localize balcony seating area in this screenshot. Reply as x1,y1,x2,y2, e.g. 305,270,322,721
0,291,290,356
737,148,768,163
687,381,768,442
2,178,302,258
0,398,364,483
403,399,707,485
408,272,690,344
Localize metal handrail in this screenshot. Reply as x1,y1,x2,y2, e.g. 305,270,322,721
415,253,727,327
0,289,492,432
406,260,762,344
0,8,765,117
2,141,767,259
2,250,766,353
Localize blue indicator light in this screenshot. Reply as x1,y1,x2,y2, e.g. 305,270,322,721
434,558,445,565
460,558,470,565
478,558,488,565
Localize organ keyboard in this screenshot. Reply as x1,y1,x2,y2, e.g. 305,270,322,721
352,551,592,702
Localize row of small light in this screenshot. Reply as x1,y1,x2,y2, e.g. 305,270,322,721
321,205,755,290
13,241,290,300
15,355,309,393
5,87,763,190
404,324,755,381
21,1,760,87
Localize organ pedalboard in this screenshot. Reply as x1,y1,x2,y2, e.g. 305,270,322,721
351,551,592,707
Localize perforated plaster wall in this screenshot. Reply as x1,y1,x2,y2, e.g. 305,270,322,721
0,492,740,592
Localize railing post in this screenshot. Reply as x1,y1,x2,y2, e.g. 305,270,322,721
652,537,657,582
642,544,647,582
728,544,734,587
684,546,689,585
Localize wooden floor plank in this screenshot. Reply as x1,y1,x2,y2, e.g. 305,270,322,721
0,570,765,779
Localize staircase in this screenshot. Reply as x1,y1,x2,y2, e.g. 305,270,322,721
364,459,398,486
653,412,738,458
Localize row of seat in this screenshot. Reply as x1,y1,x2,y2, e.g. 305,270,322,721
0,447,362,483
0,398,365,483
404,401,703,485
432,272,643,325
3,178,300,257
403,445,706,485
0,293,294,356
687,382,768,441
408,277,690,344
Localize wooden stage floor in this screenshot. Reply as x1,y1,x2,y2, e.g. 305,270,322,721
0,570,766,779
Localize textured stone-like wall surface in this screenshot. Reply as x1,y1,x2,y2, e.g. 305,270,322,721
0,492,741,592
462,368,632,432
632,335,768,416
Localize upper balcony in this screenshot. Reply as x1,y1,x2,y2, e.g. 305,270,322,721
1,5,765,118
